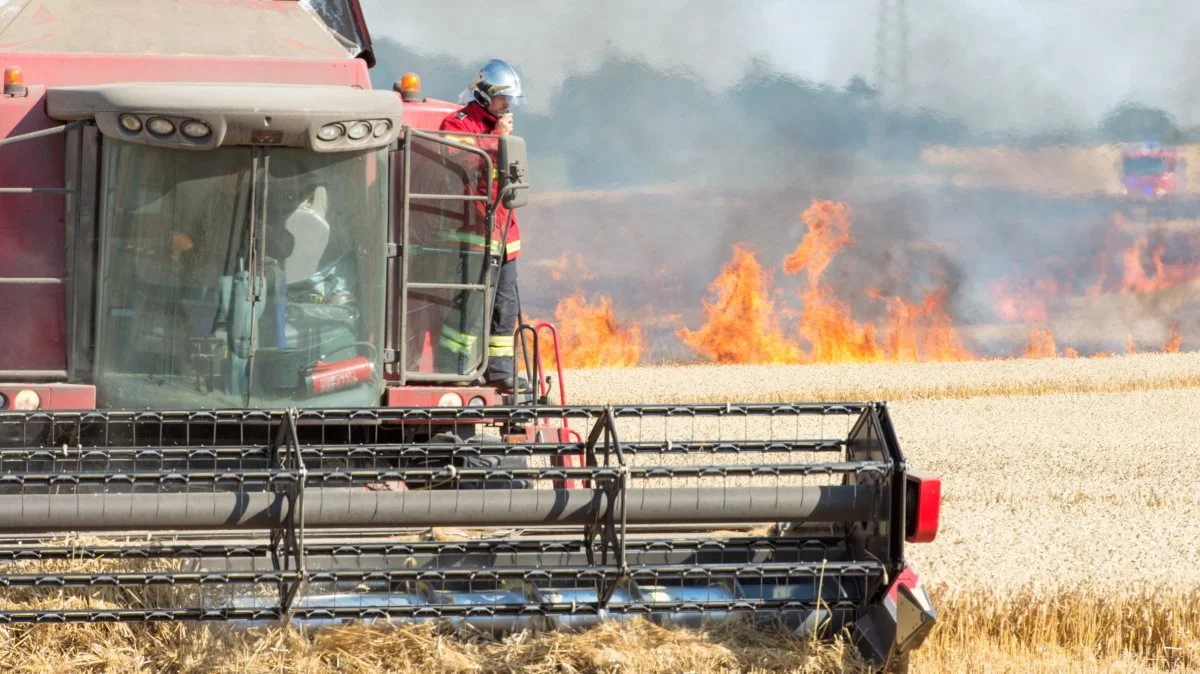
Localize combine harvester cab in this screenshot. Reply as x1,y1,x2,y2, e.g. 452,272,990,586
0,1,940,671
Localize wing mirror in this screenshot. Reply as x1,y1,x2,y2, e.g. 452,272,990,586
498,135,530,209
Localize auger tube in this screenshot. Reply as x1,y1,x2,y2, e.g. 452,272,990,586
0,485,872,532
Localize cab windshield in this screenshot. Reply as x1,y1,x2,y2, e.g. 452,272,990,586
95,140,387,409
1123,156,1168,176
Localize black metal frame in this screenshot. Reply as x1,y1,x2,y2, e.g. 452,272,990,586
0,401,904,630
580,407,628,605
267,408,307,623
64,123,102,383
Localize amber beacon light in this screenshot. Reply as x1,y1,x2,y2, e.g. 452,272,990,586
3,67,26,97
396,72,421,101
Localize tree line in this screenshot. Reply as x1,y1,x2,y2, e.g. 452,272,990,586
371,38,1189,189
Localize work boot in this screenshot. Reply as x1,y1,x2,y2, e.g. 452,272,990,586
488,374,530,393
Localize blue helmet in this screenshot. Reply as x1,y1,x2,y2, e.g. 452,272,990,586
459,59,525,107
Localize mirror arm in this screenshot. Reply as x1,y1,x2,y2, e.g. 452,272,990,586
486,182,524,220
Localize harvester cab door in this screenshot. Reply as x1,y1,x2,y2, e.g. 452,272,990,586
388,128,498,385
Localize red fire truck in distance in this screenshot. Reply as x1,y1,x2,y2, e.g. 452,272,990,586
1119,142,1187,199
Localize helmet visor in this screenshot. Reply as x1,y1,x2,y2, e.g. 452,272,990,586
492,93,525,106
457,88,525,107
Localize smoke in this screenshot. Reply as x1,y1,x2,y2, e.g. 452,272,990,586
358,1,1200,360
360,0,1200,133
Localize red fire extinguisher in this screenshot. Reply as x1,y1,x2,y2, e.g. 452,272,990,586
304,356,374,395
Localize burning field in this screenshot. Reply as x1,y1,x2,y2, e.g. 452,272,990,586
522,189,1200,372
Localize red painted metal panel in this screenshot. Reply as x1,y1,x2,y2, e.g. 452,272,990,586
0,384,94,410
0,283,65,370
399,98,463,131
384,386,499,408
0,86,64,280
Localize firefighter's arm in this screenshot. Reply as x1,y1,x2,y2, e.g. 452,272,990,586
439,116,494,186
439,115,479,153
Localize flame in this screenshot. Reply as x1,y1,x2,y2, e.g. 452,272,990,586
679,200,974,365
1023,327,1057,359
546,197,1197,366
1164,325,1183,353
1002,212,1200,303
1117,237,1200,293
796,287,885,363
784,201,884,363
677,244,803,363
551,292,644,368
783,200,854,284
785,200,972,363
878,287,974,362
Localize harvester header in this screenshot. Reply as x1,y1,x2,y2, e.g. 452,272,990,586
0,400,938,670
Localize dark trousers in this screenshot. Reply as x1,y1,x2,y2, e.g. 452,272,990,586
486,257,518,382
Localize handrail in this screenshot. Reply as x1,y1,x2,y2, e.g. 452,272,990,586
0,122,81,149
395,127,498,385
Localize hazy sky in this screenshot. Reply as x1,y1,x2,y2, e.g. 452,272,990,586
358,0,1200,134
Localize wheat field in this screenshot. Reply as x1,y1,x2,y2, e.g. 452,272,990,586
566,352,1200,672
0,353,1197,672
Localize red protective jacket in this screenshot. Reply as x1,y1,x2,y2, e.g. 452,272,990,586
438,101,521,262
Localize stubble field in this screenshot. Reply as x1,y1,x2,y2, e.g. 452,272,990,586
0,353,1197,672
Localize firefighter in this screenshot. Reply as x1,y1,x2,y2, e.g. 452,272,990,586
437,59,528,393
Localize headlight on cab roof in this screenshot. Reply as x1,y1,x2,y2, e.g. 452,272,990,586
346,121,371,140
317,123,344,141
146,117,175,136
180,120,211,139
118,114,142,132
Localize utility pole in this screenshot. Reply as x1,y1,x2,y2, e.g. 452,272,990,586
870,0,910,155
874,0,909,109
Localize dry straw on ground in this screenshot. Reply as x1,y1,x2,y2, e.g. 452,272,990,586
0,585,1196,672
0,617,866,673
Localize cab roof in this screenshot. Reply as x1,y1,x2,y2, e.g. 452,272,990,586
0,0,371,62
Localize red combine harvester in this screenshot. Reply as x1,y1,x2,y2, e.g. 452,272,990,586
0,1,938,671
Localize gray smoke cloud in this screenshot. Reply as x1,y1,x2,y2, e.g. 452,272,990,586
359,0,1200,134
358,0,1200,359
